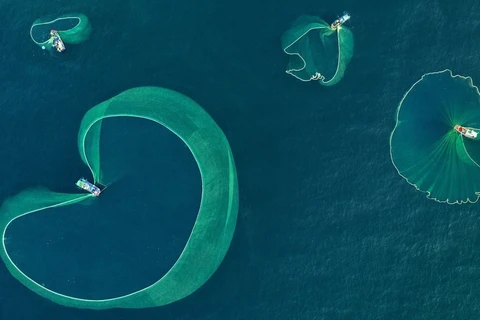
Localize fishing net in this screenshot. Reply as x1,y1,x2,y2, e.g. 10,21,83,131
281,15,354,86
390,70,480,204
30,13,91,49
0,87,238,308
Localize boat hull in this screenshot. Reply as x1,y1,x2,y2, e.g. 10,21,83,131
76,178,101,196
454,125,479,139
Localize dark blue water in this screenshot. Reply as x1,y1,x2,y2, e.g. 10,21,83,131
1,0,480,319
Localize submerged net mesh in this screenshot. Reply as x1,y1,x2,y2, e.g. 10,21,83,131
0,87,238,308
30,13,91,48
390,70,480,204
281,15,354,86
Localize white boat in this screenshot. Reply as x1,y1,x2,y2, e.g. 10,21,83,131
76,178,102,196
454,125,478,139
331,11,351,30
50,30,66,52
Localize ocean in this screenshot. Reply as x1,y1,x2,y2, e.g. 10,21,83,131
1,0,480,319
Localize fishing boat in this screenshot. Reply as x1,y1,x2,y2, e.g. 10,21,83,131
76,178,102,196
331,11,351,30
454,125,478,139
50,30,65,52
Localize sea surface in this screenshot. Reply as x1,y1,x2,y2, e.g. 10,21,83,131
1,0,480,319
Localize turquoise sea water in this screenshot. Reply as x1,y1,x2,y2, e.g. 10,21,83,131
1,0,480,319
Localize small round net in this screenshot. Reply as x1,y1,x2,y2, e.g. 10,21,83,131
30,13,91,49
390,70,480,204
281,15,354,86
0,87,238,309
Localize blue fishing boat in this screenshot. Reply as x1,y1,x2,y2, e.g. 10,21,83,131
76,178,101,196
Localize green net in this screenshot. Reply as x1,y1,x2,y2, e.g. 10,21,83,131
0,87,238,309
390,69,480,204
30,13,91,49
281,15,354,86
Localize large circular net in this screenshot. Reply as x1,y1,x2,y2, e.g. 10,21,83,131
0,87,238,308
390,70,480,204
